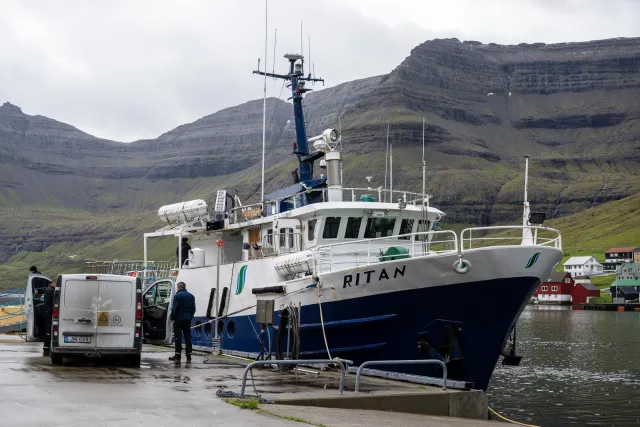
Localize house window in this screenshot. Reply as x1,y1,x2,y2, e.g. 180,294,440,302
364,217,396,238
398,219,414,240
551,286,558,291
565,278,570,283
322,217,341,239
541,286,548,291
308,219,317,241
344,217,362,239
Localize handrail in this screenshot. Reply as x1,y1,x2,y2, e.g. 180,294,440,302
355,359,448,392
460,225,562,251
240,359,346,396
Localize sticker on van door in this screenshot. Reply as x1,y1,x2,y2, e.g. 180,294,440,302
98,312,109,326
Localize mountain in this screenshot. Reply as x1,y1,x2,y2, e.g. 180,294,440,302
1,37,640,284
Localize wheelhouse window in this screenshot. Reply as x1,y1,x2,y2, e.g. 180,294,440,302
364,217,396,238
308,219,317,241
344,217,362,239
279,228,294,249
322,217,341,239
415,219,431,242
264,228,274,246
398,219,414,240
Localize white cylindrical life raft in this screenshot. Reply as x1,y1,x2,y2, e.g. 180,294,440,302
274,250,314,276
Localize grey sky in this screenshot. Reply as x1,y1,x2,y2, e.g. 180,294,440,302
1,0,638,142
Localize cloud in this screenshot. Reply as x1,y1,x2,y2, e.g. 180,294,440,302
1,0,637,141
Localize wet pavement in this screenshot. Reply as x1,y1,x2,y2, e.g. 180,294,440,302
0,342,308,427
0,340,506,426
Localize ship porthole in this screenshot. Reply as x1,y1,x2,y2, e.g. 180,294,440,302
227,320,236,338
194,321,203,337
204,322,212,337
218,320,225,336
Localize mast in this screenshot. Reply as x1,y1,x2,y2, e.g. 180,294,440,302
260,0,268,204
422,117,426,208
521,156,533,245
253,55,324,183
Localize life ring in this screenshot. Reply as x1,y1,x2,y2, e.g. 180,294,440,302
216,239,225,247
453,258,471,274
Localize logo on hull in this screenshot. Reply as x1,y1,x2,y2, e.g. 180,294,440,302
235,265,247,295
525,252,541,268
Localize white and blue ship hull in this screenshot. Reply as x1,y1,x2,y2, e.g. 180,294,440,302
183,245,562,391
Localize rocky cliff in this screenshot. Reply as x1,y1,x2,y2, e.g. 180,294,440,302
1,37,639,267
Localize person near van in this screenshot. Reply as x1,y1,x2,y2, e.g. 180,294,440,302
42,280,56,356
176,237,191,267
29,265,41,275
169,282,195,363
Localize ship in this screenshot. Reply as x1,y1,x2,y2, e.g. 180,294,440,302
94,53,563,391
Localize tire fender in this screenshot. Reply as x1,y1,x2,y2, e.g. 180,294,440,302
453,258,471,274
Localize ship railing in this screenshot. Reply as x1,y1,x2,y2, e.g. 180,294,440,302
85,260,178,285
460,226,562,251
342,187,431,205
313,231,458,274
260,232,303,257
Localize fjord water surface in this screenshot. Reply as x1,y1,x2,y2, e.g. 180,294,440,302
488,306,640,427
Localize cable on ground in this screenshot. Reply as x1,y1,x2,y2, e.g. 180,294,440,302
488,406,540,427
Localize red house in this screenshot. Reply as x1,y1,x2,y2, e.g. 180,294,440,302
571,283,601,305
534,272,574,304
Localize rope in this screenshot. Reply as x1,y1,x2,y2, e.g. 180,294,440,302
488,407,539,427
317,281,332,360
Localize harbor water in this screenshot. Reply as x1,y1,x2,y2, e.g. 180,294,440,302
488,306,640,427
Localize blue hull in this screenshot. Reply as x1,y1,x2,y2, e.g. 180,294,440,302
189,276,540,391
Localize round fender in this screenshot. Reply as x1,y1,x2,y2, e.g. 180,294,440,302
453,258,471,274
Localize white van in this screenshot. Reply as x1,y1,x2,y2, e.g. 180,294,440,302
50,274,143,366
24,273,53,342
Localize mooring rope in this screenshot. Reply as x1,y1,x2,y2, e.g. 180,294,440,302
488,406,540,427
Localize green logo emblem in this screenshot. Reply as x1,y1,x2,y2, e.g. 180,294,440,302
235,265,247,295
525,252,541,268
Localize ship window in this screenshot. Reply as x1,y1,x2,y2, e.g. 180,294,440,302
265,228,274,246
364,217,396,238
415,220,431,241
344,217,362,239
279,228,294,249
398,219,414,240
323,217,341,239
308,219,317,241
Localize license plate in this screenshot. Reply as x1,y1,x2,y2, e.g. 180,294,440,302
64,336,91,343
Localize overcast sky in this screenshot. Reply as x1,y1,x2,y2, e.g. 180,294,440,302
1,0,638,141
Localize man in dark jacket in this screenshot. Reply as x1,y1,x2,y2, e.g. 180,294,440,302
29,265,41,275
169,282,196,363
176,237,191,267
42,280,56,356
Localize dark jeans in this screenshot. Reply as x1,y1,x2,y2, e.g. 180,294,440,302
43,314,52,351
174,319,192,357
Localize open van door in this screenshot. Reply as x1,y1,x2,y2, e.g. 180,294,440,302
25,274,51,342
142,279,175,345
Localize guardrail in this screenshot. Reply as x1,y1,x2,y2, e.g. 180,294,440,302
343,187,431,205
240,359,347,396
460,226,562,251
355,359,448,392
313,230,458,274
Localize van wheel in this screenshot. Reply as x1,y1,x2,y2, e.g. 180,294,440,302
51,353,63,365
128,354,141,367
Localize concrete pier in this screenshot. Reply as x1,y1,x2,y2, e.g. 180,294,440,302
0,338,507,426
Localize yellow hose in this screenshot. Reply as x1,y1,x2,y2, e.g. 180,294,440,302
488,406,540,427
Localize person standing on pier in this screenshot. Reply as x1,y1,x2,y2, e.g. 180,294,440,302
169,282,195,363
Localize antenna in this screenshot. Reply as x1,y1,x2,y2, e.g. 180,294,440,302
339,115,343,185
272,28,277,74
422,117,426,208
260,0,268,205
300,21,304,74
384,124,389,202
308,36,311,76
390,143,393,200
